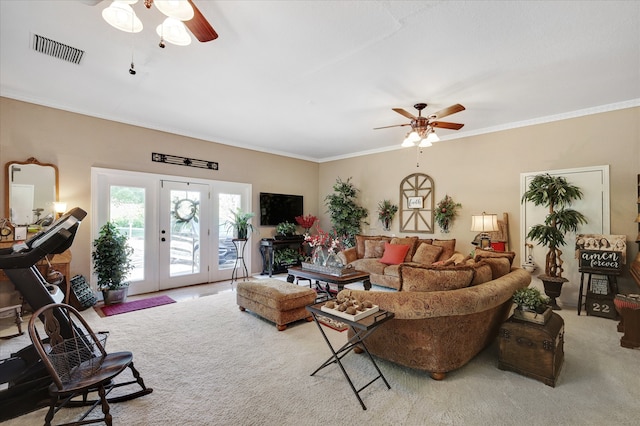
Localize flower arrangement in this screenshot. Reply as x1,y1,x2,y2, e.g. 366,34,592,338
295,214,318,232
377,200,398,231
304,226,343,254
434,195,462,233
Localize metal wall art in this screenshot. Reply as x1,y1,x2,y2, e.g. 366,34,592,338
152,152,218,171
399,173,434,233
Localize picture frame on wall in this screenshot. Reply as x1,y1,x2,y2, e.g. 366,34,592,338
408,196,423,209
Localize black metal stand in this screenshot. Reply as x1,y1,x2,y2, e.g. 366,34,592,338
231,238,248,284
306,303,393,410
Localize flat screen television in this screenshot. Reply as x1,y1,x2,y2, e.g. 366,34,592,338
259,192,303,226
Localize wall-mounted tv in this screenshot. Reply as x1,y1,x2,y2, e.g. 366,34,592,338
259,192,303,226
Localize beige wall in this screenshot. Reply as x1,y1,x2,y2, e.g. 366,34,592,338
319,107,640,294
0,97,320,278
2,97,639,296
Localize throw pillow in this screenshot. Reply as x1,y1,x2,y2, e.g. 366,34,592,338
433,239,456,262
482,257,512,279
364,239,386,258
471,261,493,286
390,236,419,262
401,264,474,292
379,243,411,265
412,243,443,265
474,249,516,265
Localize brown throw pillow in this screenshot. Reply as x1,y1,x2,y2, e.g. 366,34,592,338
474,249,516,265
390,236,419,262
401,264,475,292
471,261,493,286
433,239,456,262
482,257,512,279
364,239,386,258
412,243,443,265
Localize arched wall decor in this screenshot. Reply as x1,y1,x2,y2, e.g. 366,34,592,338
399,173,434,233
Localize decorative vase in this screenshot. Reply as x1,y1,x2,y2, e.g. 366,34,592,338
102,288,128,305
382,218,391,231
540,275,568,310
439,219,450,233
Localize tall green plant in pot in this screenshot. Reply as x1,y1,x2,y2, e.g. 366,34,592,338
325,177,368,247
226,209,256,239
521,173,587,310
92,222,134,305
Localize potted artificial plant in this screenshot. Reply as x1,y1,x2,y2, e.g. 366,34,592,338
226,208,256,239
275,221,299,240
512,287,552,324
92,222,134,305
521,173,587,310
325,177,368,247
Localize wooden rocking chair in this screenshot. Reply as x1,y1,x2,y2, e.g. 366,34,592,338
28,303,152,426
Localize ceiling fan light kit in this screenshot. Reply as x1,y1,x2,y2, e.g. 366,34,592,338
156,17,192,46
102,2,143,33
153,0,194,21
376,102,465,149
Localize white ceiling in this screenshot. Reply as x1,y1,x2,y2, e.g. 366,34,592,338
1,1,639,162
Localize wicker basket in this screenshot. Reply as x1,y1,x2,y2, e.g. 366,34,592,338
47,332,109,383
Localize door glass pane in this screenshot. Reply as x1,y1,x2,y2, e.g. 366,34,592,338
170,190,201,276
109,185,145,282
218,193,242,269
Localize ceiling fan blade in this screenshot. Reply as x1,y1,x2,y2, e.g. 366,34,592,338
185,0,218,42
431,121,464,130
392,108,417,120
373,123,411,130
431,104,465,120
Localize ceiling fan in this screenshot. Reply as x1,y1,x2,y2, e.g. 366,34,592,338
86,0,218,43
374,102,465,147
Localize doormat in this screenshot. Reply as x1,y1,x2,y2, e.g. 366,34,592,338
98,295,176,317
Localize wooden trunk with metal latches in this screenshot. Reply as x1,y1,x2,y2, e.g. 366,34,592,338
498,312,564,387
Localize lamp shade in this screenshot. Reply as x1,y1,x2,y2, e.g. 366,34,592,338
425,130,440,143
471,213,498,232
157,17,192,45
53,202,67,214
154,0,194,21
102,2,143,33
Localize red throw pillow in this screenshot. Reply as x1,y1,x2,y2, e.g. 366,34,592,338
379,243,411,265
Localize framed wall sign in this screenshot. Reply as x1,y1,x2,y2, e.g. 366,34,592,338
578,249,623,275
407,197,424,209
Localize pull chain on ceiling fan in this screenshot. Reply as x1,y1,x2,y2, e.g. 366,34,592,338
374,102,465,148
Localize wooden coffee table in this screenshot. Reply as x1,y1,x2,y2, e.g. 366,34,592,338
287,266,371,294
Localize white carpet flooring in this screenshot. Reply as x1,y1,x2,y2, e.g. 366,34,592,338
2,289,639,425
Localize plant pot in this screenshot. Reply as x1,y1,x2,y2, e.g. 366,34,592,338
513,306,553,324
540,275,568,310
102,288,128,305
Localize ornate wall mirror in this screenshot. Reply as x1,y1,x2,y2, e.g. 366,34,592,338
5,157,59,226
399,173,434,233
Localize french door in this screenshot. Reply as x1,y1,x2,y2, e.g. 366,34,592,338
159,180,210,290
92,168,252,296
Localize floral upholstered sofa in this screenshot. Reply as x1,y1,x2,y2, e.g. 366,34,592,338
337,250,530,380
337,234,461,290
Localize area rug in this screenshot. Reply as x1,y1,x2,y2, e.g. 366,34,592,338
98,295,176,317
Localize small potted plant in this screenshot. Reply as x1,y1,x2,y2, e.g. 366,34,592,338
377,200,398,231
226,208,256,239
92,222,134,305
512,287,552,324
275,221,298,240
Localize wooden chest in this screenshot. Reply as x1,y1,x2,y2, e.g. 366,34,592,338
498,312,564,387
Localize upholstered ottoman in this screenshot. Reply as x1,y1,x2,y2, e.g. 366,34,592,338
237,279,317,330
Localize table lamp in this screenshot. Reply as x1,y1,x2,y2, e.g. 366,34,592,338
471,212,498,249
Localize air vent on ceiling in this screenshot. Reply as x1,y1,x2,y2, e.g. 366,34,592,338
32,34,84,65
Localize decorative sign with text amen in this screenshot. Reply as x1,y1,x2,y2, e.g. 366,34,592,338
579,250,623,275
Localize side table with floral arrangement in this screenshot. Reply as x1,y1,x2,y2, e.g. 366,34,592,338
435,195,462,233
